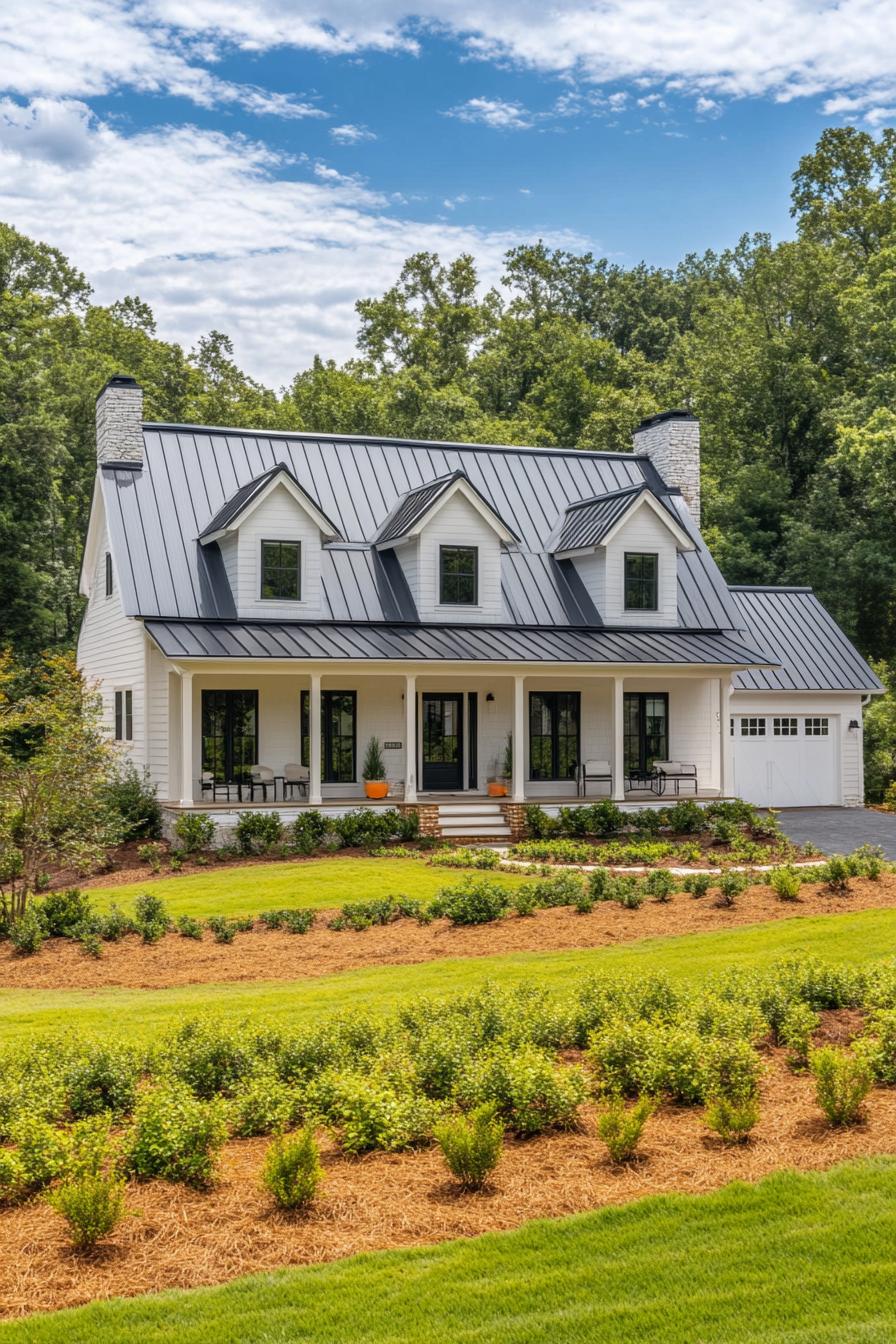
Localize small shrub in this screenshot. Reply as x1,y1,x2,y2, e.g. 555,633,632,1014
523,805,560,839
103,762,162,842
526,871,584,907
11,1115,71,1190
165,1018,255,1098
281,908,315,935
709,817,739,846
701,1037,762,1104
778,1001,820,1070
852,844,885,880
48,1172,126,1251
38,889,93,937
664,800,705,834
329,897,400,932
133,891,169,943
855,1009,896,1084
206,916,238,944
235,811,284,856
588,868,614,902
291,812,329,856
435,1104,503,1190
65,1044,141,1118
229,1074,296,1137
176,915,204,940
10,906,47,956
595,1095,653,1162
77,929,102,959
137,842,165,873
612,876,645,910
429,847,500,870
584,800,625,836
643,869,676,903
457,1045,586,1135
95,905,137,942
511,886,538,917
684,872,712,899
436,877,511,926
715,871,748,908
262,1128,323,1209
173,811,216,854
312,1072,440,1153
574,891,594,915
822,854,852,895
704,1095,759,1143
810,1046,872,1126
631,808,663,837
0,1150,26,1205
770,866,802,901
511,839,593,865
125,1083,227,1187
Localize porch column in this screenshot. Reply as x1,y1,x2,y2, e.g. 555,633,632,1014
612,674,625,802
404,674,417,802
309,672,322,805
719,677,732,797
512,674,525,802
179,669,193,806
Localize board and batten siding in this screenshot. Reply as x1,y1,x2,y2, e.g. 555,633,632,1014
76,514,148,768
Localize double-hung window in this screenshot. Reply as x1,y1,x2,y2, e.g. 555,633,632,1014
624,553,658,611
114,689,133,742
300,690,357,783
439,546,478,605
260,540,301,601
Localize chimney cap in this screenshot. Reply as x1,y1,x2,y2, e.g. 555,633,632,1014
96,374,141,402
634,409,697,432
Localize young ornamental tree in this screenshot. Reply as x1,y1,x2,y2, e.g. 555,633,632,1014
0,652,121,924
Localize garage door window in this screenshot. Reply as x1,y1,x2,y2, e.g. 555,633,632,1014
740,717,766,736
805,717,829,736
773,717,798,736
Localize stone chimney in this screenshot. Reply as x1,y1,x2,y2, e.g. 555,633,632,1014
96,375,144,465
632,410,700,524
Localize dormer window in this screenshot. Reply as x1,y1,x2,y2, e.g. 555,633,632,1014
440,546,478,605
261,540,301,601
624,552,658,611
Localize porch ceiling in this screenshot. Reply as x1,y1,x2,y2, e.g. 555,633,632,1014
144,618,773,668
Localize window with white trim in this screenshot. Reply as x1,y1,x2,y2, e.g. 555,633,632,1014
105,552,113,598
773,717,798,736
740,717,766,737
805,717,829,736
114,689,133,742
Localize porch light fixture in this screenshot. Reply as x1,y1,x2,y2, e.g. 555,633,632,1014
486,692,495,702
848,719,860,731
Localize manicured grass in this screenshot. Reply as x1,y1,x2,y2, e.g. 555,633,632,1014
6,1158,896,1342
3,905,896,1046
84,856,526,919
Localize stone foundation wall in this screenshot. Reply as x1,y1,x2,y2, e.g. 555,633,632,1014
402,802,440,838
500,801,528,841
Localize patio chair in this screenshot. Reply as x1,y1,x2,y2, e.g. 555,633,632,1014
248,764,275,802
282,762,309,800
652,761,698,796
579,759,613,797
199,771,233,802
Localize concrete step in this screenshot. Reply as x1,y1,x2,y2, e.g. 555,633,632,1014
437,803,504,817
439,822,511,837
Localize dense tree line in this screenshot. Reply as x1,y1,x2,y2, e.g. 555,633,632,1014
2,127,896,791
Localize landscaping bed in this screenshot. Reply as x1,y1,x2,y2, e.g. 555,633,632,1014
3,874,896,991
0,1041,894,1318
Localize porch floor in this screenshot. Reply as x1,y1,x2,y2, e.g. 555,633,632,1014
163,788,725,810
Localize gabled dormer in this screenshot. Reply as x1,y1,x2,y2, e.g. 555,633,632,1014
375,471,518,623
199,463,340,619
551,484,694,626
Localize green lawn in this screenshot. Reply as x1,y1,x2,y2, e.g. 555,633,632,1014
85,856,527,919
6,1157,896,1342
4,905,896,1046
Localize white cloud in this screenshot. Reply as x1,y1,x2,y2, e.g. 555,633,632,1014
0,102,582,385
445,97,533,130
0,97,97,165
695,95,722,117
330,123,377,143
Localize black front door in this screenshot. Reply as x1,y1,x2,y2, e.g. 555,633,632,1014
624,692,669,775
422,694,463,791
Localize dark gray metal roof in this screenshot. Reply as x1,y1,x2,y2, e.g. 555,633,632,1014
197,462,339,542
144,618,772,667
553,485,649,553
101,426,742,631
730,587,882,693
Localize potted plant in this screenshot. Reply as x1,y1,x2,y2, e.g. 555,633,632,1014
487,734,513,797
362,736,389,799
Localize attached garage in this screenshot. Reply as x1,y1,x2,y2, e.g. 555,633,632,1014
731,712,840,808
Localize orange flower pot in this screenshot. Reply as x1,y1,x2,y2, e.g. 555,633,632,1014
487,781,508,797
364,781,389,799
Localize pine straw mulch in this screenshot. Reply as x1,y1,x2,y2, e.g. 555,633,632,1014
4,876,896,992
3,1038,895,1319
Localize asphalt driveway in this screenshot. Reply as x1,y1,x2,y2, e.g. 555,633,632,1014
774,807,896,860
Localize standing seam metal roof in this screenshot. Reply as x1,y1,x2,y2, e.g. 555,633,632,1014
730,588,882,693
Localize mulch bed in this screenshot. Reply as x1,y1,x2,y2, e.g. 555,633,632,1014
1,1037,892,1319
4,876,896,992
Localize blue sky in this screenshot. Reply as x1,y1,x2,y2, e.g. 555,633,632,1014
0,2,894,384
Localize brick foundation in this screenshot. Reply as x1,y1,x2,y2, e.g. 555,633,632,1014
402,802,440,838
500,801,529,841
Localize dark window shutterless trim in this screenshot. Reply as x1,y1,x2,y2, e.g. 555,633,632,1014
624,552,658,611
260,539,301,601
439,545,478,605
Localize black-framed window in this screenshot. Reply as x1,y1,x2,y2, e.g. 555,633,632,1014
624,552,658,611
805,717,829,736
439,546,478,605
260,540,301,601
300,689,357,783
624,692,668,774
528,691,580,781
105,552,113,597
201,690,258,783
114,689,133,741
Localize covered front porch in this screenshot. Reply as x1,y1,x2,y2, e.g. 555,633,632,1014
162,662,735,808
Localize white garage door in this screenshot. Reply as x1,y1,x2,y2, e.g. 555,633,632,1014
731,714,840,808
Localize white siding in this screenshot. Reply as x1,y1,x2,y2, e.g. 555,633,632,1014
414,493,503,623
730,691,865,806
76,511,147,769
228,482,324,620
602,504,678,626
